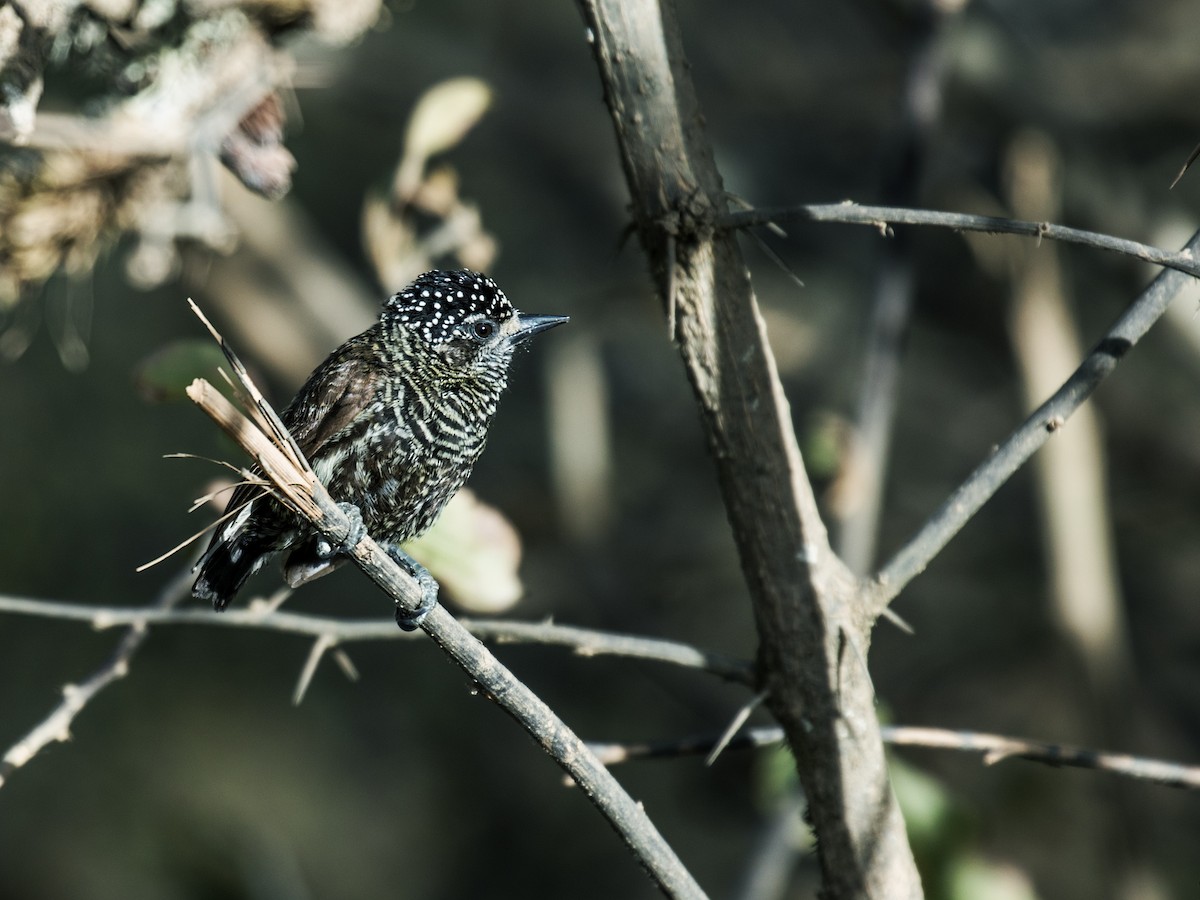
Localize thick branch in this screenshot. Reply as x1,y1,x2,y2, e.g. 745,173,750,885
576,2,921,896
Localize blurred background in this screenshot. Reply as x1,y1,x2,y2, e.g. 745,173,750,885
2,0,1200,897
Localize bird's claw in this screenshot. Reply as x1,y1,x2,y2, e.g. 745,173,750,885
381,542,439,631
315,502,366,559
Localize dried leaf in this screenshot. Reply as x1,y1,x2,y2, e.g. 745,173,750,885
395,77,492,198
404,489,523,614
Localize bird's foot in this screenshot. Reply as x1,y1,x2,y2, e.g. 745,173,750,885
315,502,366,559
381,543,439,631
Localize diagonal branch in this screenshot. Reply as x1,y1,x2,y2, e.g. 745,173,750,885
869,229,1200,613
185,324,705,898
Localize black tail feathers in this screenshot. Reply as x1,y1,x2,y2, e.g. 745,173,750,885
192,536,266,611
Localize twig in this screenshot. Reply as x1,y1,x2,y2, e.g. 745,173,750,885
294,634,337,705
588,725,1200,791
473,618,753,684
181,307,707,898
706,691,767,766
882,726,1200,791
835,5,951,577
869,228,1200,613
0,595,751,685
719,203,1200,281
0,564,194,788
586,727,785,765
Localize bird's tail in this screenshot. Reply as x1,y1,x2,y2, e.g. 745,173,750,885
192,533,268,611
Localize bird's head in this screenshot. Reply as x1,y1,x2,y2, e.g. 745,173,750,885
382,270,567,380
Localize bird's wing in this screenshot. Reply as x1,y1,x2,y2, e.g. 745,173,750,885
203,338,380,549
283,341,382,459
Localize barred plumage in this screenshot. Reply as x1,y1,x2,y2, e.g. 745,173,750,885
192,269,567,616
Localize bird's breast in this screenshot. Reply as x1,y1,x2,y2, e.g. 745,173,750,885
312,394,492,542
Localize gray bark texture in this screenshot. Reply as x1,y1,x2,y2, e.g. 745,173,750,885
576,1,924,897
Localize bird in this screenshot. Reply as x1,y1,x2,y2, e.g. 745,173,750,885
191,269,568,629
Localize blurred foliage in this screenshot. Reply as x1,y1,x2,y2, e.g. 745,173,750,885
133,338,230,402
3,0,1200,898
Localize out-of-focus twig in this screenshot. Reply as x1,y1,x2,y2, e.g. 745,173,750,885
545,330,614,541
363,77,497,291
1004,130,1131,687
835,2,958,575
0,563,194,788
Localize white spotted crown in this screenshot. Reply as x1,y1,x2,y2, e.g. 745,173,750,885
384,270,515,345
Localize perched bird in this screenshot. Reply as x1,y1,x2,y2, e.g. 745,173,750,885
192,269,567,629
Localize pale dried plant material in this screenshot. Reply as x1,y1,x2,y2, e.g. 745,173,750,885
395,78,494,199
363,77,498,291
0,0,382,307
0,3,44,144
173,301,322,545
545,330,615,542
0,158,174,304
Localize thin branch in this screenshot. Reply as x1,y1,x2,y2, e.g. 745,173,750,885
836,5,952,577
706,690,768,765
588,725,1200,791
720,203,1200,281
294,634,337,705
0,564,194,788
869,228,1200,613
880,726,1200,790
0,594,752,684
586,728,784,765
471,618,753,684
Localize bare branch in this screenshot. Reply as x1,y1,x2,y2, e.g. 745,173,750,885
589,725,1200,791
0,594,751,685
835,4,954,576
294,634,337,705
469,618,753,684
869,229,1200,613
586,728,785,765
720,203,1200,281
0,564,194,788
880,726,1200,790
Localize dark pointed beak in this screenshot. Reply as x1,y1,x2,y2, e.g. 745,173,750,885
511,313,569,345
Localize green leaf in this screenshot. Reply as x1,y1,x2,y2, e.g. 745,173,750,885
134,339,229,403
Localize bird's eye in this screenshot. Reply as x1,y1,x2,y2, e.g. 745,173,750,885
471,319,497,340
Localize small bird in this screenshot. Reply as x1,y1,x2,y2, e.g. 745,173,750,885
192,269,567,629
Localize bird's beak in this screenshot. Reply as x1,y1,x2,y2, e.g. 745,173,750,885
510,313,569,345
